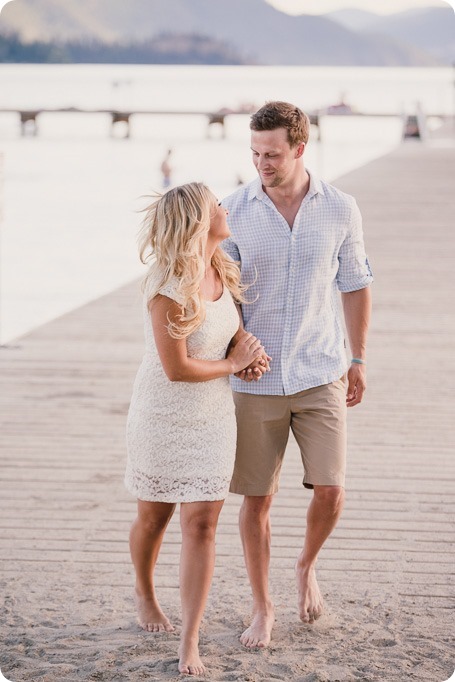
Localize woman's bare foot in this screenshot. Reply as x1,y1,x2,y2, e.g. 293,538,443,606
240,603,275,648
295,563,323,623
134,589,174,632
178,636,206,676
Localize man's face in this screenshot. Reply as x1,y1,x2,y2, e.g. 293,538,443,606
251,128,303,188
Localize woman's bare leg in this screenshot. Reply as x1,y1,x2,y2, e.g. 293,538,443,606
178,499,224,675
129,499,176,632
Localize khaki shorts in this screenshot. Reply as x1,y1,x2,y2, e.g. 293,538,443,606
230,377,347,496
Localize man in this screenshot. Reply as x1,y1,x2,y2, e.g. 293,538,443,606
222,101,373,649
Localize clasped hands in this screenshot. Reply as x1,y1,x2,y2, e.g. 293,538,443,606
229,329,271,382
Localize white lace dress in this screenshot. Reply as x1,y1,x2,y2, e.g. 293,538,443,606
125,279,239,503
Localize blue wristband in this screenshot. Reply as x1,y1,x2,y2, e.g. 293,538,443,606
351,358,366,365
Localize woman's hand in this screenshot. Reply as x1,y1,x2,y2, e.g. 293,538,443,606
235,350,272,382
227,331,263,374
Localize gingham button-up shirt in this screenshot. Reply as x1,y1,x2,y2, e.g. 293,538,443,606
221,172,373,396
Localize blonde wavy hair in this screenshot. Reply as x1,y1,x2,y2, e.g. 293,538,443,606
138,182,246,339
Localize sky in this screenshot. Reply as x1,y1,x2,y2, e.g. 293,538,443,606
0,0,453,12
267,0,453,14
0,0,453,13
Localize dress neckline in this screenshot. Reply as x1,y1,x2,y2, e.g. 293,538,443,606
204,285,225,304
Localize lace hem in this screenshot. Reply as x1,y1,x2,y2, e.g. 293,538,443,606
124,470,231,503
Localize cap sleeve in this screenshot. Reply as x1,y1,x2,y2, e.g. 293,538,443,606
157,277,185,305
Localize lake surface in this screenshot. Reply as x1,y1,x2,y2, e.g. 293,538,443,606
0,64,452,342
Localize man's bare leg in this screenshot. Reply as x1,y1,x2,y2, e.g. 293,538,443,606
238,495,275,648
295,485,345,623
129,499,176,632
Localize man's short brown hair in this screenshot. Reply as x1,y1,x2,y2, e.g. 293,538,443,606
250,101,310,147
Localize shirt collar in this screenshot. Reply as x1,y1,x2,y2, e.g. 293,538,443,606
307,169,325,197
247,168,325,203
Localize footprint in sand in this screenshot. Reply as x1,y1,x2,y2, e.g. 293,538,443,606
371,637,397,647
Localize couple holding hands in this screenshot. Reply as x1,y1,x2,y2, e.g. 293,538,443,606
125,101,373,676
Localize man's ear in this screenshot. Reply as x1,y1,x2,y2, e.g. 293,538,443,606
295,143,305,158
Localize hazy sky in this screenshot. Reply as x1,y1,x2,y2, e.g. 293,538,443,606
0,0,453,14
267,0,453,14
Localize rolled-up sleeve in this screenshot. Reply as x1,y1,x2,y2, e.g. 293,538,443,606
336,200,373,292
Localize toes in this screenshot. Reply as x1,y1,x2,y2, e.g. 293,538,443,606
188,664,204,676
144,621,174,633
241,629,254,647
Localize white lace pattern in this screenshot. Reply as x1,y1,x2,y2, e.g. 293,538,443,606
125,279,239,503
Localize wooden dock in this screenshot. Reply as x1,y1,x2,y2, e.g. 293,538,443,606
0,137,454,681
0,107,256,138
0,107,439,139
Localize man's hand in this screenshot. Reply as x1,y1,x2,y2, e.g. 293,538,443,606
346,363,366,407
235,350,271,382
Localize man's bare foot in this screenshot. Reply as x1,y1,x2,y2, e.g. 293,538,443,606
134,589,174,632
240,604,275,648
295,563,323,623
178,637,206,676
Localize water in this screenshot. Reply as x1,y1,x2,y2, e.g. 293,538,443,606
0,64,452,342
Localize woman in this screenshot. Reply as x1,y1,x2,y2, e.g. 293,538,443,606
125,182,262,676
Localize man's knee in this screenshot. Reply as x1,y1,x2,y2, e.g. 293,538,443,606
241,494,274,520
313,485,345,514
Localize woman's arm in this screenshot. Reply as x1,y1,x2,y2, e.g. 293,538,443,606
150,295,262,382
229,303,271,381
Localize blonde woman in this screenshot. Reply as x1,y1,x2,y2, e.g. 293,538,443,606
125,182,263,676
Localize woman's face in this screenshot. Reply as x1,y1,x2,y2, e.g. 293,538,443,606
208,201,230,243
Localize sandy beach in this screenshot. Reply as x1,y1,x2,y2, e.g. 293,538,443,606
1,136,454,681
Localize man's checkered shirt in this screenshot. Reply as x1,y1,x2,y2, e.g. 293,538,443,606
221,172,373,396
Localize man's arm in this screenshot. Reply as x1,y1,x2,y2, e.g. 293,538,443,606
341,286,372,407
228,304,271,381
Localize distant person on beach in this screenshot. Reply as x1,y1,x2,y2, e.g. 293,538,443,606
124,182,266,676
221,101,373,647
160,148,173,188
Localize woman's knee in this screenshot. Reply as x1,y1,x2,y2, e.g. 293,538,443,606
181,504,222,542
136,501,175,535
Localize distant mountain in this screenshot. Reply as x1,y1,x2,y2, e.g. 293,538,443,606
322,9,379,32
364,7,455,64
0,0,446,66
327,6,455,64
